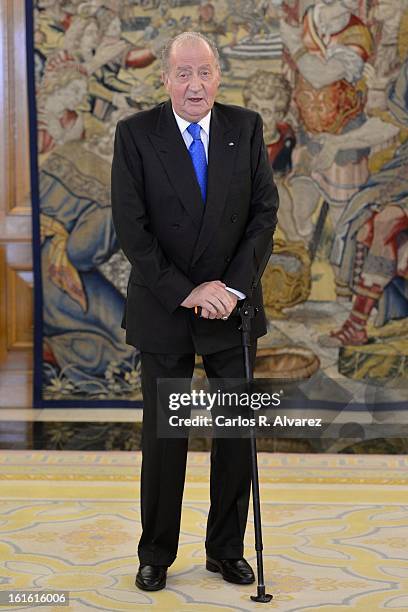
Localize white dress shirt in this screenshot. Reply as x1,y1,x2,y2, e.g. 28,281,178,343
173,108,211,161
172,107,246,301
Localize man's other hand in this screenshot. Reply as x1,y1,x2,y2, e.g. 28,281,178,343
181,281,237,319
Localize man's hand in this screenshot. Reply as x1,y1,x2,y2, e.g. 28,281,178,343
181,281,237,319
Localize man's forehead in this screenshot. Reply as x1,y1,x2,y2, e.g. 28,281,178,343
174,61,213,70
170,40,216,64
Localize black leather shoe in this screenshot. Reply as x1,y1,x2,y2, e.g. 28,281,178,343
135,565,167,591
206,556,255,584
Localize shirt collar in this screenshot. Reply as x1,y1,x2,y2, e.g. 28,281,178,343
172,107,211,137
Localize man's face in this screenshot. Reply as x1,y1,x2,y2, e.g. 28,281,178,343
245,92,284,143
163,39,220,122
199,4,215,22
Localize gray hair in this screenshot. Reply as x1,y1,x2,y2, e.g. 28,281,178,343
160,31,221,75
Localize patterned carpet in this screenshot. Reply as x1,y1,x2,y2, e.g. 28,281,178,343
0,451,407,611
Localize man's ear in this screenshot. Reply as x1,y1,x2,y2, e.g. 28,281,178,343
216,68,221,86
161,71,169,90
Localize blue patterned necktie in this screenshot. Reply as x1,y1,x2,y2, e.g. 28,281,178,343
187,123,207,203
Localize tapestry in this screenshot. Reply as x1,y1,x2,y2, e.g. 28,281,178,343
27,0,408,409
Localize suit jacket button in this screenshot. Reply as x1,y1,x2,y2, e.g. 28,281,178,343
231,213,238,222
225,256,231,263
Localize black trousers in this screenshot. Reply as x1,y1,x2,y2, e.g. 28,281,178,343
138,342,257,567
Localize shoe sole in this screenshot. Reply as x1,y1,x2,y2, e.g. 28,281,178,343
206,560,255,584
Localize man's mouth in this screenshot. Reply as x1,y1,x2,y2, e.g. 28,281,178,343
188,97,204,103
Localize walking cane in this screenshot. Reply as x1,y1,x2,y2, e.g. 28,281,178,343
238,300,273,603
194,246,274,603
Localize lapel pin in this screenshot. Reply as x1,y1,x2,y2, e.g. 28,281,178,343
228,142,234,146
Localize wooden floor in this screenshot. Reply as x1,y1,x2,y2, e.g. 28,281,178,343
0,350,33,409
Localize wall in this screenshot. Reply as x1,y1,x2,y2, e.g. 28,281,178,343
0,0,33,401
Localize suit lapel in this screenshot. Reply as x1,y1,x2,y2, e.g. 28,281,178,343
148,100,204,230
148,101,240,262
191,103,240,266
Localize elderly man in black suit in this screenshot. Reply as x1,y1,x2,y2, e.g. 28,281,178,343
111,31,278,591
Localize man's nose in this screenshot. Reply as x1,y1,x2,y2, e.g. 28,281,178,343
189,73,203,91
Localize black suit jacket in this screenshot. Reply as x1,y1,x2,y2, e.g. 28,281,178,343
111,99,279,354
